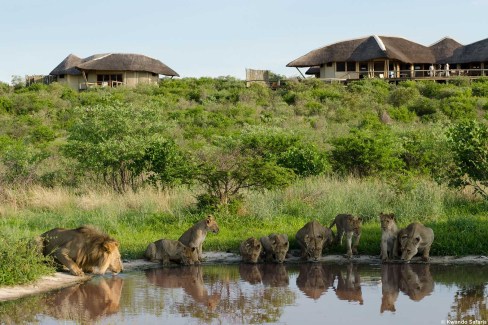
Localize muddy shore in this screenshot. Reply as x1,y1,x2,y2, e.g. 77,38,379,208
1,252,487,302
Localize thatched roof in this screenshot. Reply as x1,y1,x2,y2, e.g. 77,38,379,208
287,35,449,67
287,37,367,67
429,37,463,63
50,53,179,77
50,54,83,75
449,38,488,63
305,66,320,75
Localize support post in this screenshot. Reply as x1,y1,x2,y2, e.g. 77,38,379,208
295,67,306,79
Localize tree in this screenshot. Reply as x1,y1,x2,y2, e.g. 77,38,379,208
63,101,188,192
447,120,488,199
194,146,294,207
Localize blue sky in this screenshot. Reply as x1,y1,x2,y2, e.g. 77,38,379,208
1,0,488,83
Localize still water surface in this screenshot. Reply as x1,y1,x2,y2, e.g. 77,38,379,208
1,263,487,324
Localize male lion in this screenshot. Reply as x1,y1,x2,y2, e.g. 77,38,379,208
295,220,334,261
240,237,262,264
178,215,219,262
379,213,399,262
144,239,199,266
40,226,123,276
329,214,362,257
260,233,289,263
399,222,434,262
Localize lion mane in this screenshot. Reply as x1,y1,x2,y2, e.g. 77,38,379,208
41,225,123,276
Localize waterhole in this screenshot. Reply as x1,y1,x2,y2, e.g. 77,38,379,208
1,263,487,324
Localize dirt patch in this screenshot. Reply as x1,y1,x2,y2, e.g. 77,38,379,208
1,252,487,302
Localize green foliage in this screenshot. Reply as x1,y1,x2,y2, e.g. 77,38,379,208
447,120,488,198
330,123,404,177
0,135,49,185
63,101,185,192
194,145,294,207
388,86,420,107
440,96,477,120
408,97,438,117
0,235,55,286
277,144,329,177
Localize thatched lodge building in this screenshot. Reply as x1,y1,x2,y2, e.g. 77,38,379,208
287,35,488,81
49,53,179,90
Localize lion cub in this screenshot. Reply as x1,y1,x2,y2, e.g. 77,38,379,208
240,237,263,264
260,234,289,263
178,215,220,262
144,239,199,266
399,222,434,262
329,214,362,257
379,213,399,262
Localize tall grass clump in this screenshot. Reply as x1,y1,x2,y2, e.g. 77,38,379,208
0,234,55,286
244,175,448,224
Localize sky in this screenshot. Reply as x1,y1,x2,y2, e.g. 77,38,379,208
1,0,488,84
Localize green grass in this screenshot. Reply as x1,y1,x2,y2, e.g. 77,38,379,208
1,176,487,286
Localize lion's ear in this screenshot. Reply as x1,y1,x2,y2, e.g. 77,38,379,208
103,241,117,253
191,247,197,252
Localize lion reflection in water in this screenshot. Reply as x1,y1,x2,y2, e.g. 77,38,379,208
239,263,290,287
145,266,221,310
380,264,434,313
296,264,335,300
42,277,124,322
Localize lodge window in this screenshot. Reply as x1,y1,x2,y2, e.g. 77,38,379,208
336,62,346,72
374,62,384,72
97,74,123,87
326,62,333,67
359,62,368,71
347,62,356,72
59,74,65,79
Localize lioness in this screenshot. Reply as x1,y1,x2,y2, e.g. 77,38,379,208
379,213,399,262
240,237,262,264
40,226,123,276
144,239,199,266
260,233,289,263
178,215,220,262
399,222,434,262
329,214,362,257
295,220,334,261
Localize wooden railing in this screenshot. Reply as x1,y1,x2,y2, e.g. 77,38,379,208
79,80,124,90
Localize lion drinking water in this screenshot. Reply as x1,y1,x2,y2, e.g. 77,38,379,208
399,222,434,262
295,220,334,261
240,237,262,264
260,233,289,263
40,226,123,276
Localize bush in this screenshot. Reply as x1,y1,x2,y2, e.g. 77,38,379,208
447,120,488,199
63,101,186,192
388,87,420,107
330,124,404,177
277,144,329,177
440,97,477,120
0,235,55,286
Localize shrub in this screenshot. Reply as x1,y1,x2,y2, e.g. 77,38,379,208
330,125,404,177
388,87,420,107
440,97,477,120
277,144,329,177
63,101,185,192
447,120,488,199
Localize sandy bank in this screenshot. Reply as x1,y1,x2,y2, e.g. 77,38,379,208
1,252,487,302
